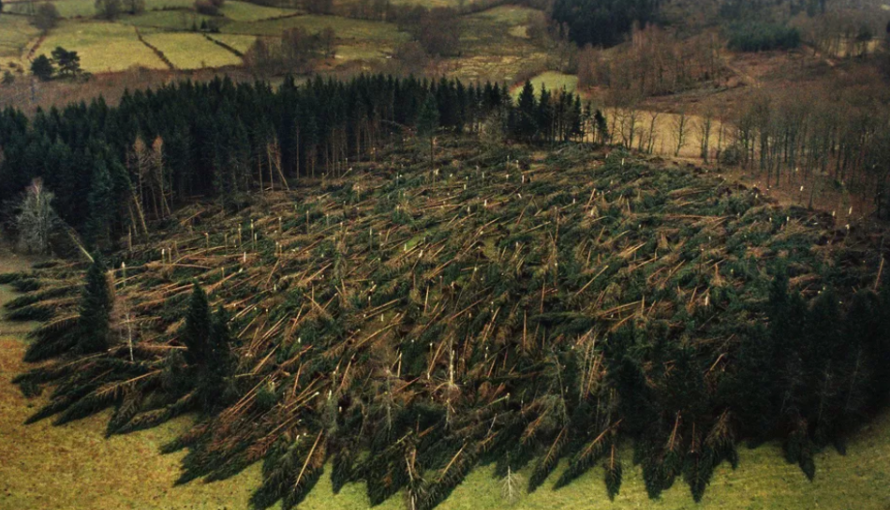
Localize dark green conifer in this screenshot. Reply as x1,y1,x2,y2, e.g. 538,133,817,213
515,81,537,141
183,283,212,367
86,160,114,247
76,256,112,354
182,284,232,411
604,445,622,501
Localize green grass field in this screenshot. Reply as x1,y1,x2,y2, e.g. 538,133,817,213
0,15,39,60
469,4,540,25
40,21,167,72
3,0,552,76
208,32,259,53
121,9,208,30
143,32,243,68
223,13,407,42
335,43,391,62
5,0,96,18
218,0,298,22
7,0,198,18
121,2,295,31
454,5,549,83
511,71,579,98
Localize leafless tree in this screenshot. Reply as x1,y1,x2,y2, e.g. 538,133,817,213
673,111,689,157
16,178,59,254
698,110,713,162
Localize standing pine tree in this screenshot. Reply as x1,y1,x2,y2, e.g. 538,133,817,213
207,304,234,400
76,256,112,354
183,283,212,367
537,84,551,143
416,94,439,170
87,160,114,247
182,283,232,410
515,81,537,142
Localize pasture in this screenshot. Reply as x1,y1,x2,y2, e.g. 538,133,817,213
454,5,549,83
0,15,39,69
5,0,558,79
41,21,167,72
143,32,243,68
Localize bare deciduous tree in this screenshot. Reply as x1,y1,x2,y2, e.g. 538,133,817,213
699,111,713,163
16,178,59,254
673,111,689,157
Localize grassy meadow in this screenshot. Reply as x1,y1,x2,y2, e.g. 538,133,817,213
0,15,39,70
3,0,559,75
121,10,211,30
207,33,260,53
41,21,167,72
218,0,297,22
455,5,549,83
143,32,243,68
0,15,39,58
511,71,579,97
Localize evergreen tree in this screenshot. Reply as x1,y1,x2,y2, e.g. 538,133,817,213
51,47,81,78
537,84,551,143
182,284,232,410
76,256,112,354
515,81,537,141
86,159,114,247
594,109,608,144
183,283,212,367
31,55,54,81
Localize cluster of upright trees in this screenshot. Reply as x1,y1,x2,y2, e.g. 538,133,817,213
577,25,722,96
512,80,587,143
550,0,659,48
728,271,890,478
31,47,84,82
729,85,890,216
0,74,591,247
244,27,337,75
182,283,234,412
727,22,802,52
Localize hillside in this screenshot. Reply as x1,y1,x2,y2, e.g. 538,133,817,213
4,138,889,509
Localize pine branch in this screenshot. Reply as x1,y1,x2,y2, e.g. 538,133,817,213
528,426,569,492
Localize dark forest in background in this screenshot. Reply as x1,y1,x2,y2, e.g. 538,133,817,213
0,74,587,248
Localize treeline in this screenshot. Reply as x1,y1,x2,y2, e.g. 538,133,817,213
577,25,722,96
727,22,801,52
727,272,890,476
0,74,593,248
728,84,890,217
598,269,890,500
793,10,880,59
550,0,660,48
243,27,337,74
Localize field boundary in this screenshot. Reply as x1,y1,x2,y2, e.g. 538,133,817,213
258,11,304,22
25,32,47,61
135,28,176,70
203,34,244,57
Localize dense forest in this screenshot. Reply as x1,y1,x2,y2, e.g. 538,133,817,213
550,0,660,47
0,74,587,250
